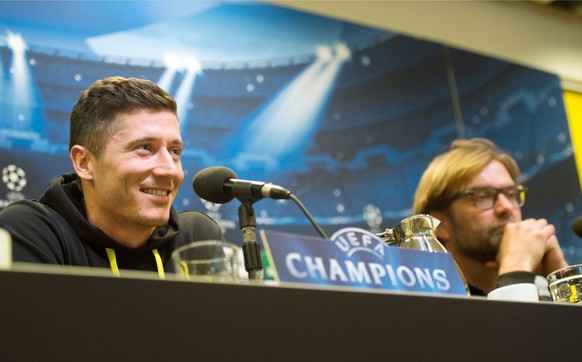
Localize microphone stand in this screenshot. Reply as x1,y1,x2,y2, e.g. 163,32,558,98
238,201,263,280
233,184,263,280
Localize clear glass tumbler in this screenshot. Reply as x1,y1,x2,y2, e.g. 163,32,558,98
547,264,582,304
172,240,240,283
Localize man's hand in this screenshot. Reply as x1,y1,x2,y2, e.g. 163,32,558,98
496,218,568,276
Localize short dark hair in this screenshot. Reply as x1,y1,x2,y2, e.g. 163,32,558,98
69,76,178,159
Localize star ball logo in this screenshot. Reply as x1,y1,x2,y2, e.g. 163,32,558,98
1,164,27,207
2,165,27,192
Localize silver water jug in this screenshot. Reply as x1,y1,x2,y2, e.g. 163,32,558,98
377,214,469,294
377,214,447,252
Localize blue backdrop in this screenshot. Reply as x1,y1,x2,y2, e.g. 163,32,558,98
1,1,581,262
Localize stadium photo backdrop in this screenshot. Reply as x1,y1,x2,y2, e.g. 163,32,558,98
1,1,581,262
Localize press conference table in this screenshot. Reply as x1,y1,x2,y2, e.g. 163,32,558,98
0,265,579,361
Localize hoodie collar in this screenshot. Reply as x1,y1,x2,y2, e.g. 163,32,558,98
40,173,180,252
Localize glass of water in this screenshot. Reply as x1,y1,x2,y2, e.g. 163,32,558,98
172,240,240,283
547,264,582,304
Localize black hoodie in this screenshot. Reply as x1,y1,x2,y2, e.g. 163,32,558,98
0,173,224,274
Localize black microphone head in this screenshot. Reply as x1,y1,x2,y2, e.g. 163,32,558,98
573,216,582,238
193,166,238,204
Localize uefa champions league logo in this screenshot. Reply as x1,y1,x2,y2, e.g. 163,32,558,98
362,204,383,232
329,204,386,260
1,164,27,206
330,227,386,260
2,165,27,192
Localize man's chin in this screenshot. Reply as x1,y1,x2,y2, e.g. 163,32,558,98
489,233,503,248
470,253,499,264
457,241,499,263
144,213,170,228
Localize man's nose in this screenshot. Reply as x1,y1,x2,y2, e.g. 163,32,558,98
153,149,180,175
494,192,516,213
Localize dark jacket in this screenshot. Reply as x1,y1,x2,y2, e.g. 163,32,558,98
0,174,224,274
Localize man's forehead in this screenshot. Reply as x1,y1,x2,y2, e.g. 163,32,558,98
464,160,514,188
110,111,181,143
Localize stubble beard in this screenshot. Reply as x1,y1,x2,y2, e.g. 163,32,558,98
449,217,505,263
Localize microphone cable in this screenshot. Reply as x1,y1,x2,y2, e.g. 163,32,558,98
288,193,328,239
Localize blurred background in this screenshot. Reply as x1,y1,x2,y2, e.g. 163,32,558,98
1,0,580,262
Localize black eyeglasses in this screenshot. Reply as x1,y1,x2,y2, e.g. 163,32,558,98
449,185,527,210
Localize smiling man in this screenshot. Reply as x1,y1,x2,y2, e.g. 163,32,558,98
413,138,568,300
0,77,223,276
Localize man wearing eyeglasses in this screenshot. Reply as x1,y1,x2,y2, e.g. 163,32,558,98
413,138,568,299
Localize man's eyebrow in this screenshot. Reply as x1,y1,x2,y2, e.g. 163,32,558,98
467,184,516,189
129,137,155,144
170,139,184,149
127,137,183,147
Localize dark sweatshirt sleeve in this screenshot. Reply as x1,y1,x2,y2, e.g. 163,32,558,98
0,200,66,264
497,271,553,301
497,271,537,288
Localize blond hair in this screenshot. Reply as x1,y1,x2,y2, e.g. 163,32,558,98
413,138,521,214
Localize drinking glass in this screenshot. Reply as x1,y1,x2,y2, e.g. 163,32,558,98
547,264,582,304
172,240,240,283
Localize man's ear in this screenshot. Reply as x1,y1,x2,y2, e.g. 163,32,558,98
430,210,451,242
70,145,95,180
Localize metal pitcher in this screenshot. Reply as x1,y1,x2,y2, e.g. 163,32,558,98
377,214,470,294
376,214,447,253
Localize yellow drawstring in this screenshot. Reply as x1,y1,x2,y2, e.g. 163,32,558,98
106,248,165,279
152,249,165,279
106,248,120,276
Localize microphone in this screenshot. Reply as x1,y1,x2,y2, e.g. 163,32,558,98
193,166,293,280
193,165,328,240
192,166,329,280
192,166,291,204
573,216,582,238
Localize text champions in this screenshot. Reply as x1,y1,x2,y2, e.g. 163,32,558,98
285,253,452,291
